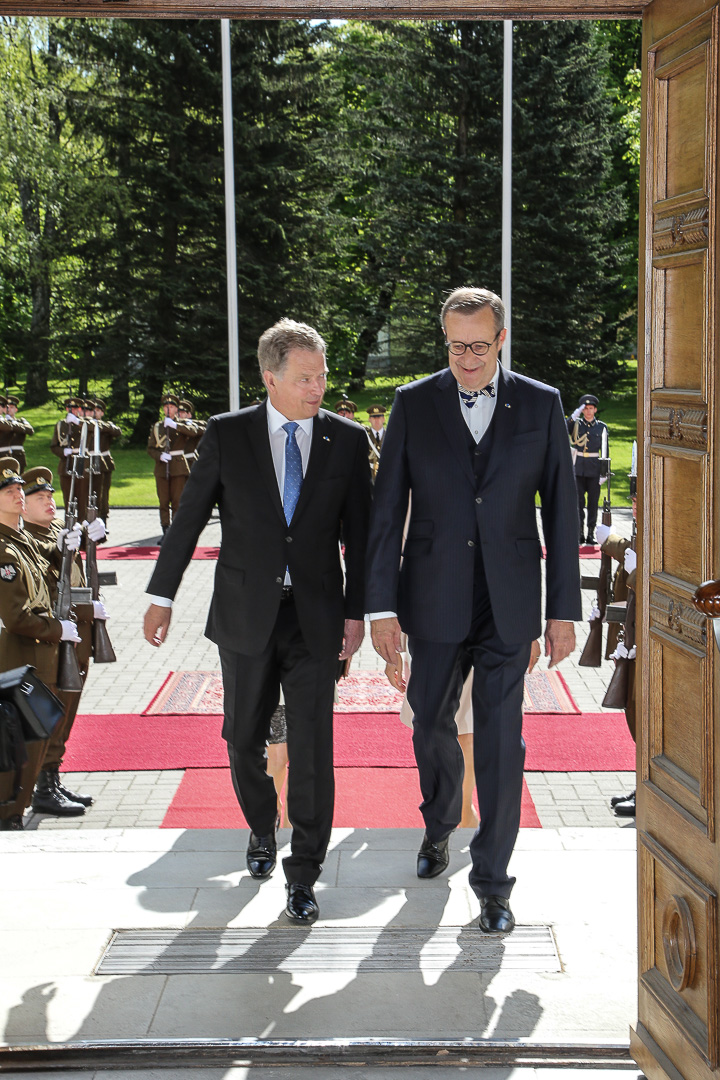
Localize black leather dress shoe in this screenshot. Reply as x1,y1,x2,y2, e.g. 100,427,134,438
478,895,515,934
417,833,450,878
31,770,85,817
285,883,319,924
0,814,24,831
610,790,634,808
614,791,636,817
246,830,277,878
585,533,595,545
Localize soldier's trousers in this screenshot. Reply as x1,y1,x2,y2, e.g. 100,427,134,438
0,683,59,821
576,475,601,538
42,687,85,771
156,474,187,529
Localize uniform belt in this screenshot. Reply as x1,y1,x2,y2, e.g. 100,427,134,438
581,451,600,457
168,450,186,456
101,450,112,457
0,445,22,452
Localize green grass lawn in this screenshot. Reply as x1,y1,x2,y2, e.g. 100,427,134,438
15,374,637,509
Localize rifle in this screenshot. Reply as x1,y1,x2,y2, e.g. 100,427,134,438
602,535,636,709
578,455,613,668
54,425,85,692
85,420,116,664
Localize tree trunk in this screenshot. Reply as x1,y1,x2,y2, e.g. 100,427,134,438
448,24,470,286
348,279,396,391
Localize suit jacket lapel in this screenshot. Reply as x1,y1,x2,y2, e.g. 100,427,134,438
482,364,517,487
289,410,332,524
249,403,286,526
433,368,475,487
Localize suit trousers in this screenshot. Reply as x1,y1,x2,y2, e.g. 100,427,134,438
408,562,531,899
219,598,337,886
576,474,601,537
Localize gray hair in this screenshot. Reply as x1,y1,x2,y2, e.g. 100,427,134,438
257,318,326,377
440,287,506,336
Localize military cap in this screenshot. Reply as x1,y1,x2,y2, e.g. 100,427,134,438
161,393,180,408
82,398,96,410
93,397,106,411
578,394,599,408
63,395,85,410
0,395,6,409
0,457,24,489
178,399,194,414
367,404,386,417
335,397,358,414
249,399,263,407
5,395,19,408
22,466,55,495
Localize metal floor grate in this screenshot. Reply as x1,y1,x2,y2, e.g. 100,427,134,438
96,925,560,975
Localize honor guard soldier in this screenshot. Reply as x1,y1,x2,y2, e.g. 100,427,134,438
177,399,205,472
21,466,107,817
335,396,358,421
50,395,90,519
0,394,34,472
0,457,83,830
147,392,196,539
567,393,609,545
366,403,386,483
91,397,122,526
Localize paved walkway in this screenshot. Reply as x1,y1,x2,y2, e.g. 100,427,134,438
26,507,636,831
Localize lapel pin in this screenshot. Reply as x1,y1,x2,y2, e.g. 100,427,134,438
323,435,331,442
505,403,512,409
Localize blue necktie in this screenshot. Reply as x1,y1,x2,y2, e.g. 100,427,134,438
459,383,495,409
282,422,303,523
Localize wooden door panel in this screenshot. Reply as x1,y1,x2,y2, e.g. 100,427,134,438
633,3,719,1080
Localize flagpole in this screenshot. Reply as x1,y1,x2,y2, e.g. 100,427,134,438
502,19,513,371
221,18,240,411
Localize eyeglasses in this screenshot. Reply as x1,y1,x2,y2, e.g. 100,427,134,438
445,330,501,357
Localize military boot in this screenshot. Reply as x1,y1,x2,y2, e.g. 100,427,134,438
56,771,94,807
31,769,85,816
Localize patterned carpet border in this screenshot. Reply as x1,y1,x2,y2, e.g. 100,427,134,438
144,668,578,716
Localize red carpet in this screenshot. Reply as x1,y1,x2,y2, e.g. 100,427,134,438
160,767,541,829
144,669,578,715
92,545,219,560
63,711,635,773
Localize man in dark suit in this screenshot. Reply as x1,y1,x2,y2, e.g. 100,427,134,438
143,319,371,925
367,287,581,934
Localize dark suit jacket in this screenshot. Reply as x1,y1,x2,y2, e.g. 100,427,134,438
365,365,581,645
147,403,371,658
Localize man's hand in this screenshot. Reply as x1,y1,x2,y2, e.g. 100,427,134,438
339,618,364,660
544,619,575,669
144,604,172,647
371,616,403,668
385,661,407,693
527,639,541,674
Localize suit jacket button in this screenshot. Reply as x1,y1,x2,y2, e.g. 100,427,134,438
468,540,475,547
276,577,283,584
476,496,483,504
286,536,293,543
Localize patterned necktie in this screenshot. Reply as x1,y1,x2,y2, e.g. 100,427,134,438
458,383,495,409
282,422,303,523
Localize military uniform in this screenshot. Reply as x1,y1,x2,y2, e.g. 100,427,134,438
0,396,34,472
0,462,65,828
177,399,205,473
147,393,197,532
567,393,609,543
335,397,358,420
365,403,386,483
93,399,122,525
49,396,90,519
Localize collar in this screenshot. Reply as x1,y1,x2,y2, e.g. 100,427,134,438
456,362,500,399
266,399,314,439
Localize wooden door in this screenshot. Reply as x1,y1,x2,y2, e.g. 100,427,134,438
631,2,720,1080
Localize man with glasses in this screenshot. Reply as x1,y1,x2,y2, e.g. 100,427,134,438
366,287,580,934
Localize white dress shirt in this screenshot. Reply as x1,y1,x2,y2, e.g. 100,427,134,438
458,363,499,443
149,401,314,606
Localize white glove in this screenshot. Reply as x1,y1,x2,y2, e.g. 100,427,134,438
595,523,611,545
63,446,73,457
160,452,172,463
571,406,583,420
57,523,82,552
92,600,108,621
624,547,637,573
60,619,81,643
84,517,106,542
65,412,80,425
599,476,607,485
163,416,177,429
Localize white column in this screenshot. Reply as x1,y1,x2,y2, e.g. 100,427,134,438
501,19,513,371
221,18,240,411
